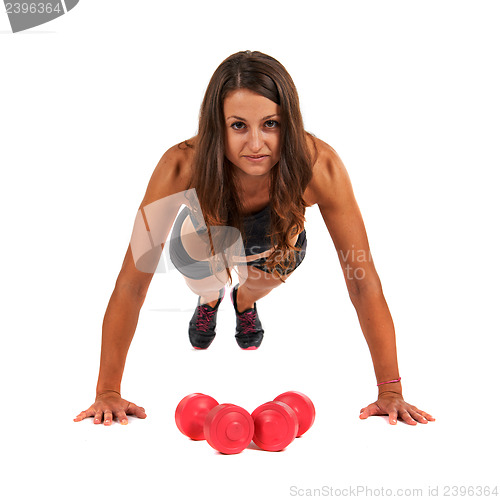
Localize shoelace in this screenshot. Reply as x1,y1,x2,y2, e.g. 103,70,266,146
196,305,217,332
238,310,257,335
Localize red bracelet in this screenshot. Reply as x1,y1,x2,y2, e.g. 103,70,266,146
377,377,401,386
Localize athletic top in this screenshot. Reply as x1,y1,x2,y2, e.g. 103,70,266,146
240,205,273,256
187,204,272,257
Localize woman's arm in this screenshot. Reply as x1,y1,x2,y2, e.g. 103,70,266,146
75,143,191,425
310,144,434,425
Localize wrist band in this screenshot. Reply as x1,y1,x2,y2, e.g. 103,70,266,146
377,377,401,386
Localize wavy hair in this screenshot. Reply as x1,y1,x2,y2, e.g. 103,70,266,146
184,50,317,282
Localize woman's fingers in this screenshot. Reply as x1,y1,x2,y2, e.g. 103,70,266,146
388,410,399,425
359,403,383,419
127,403,147,419
358,405,370,419
415,407,435,421
399,409,417,426
73,410,90,422
406,404,435,423
360,398,435,426
360,404,400,424
73,411,85,422
74,398,147,425
103,410,113,426
74,406,97,422
407,408,428,424
115,409,129,425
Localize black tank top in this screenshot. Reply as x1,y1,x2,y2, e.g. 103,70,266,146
187,205,272,256
241,205,272,256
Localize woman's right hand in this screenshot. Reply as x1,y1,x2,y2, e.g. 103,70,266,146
73,391,147,425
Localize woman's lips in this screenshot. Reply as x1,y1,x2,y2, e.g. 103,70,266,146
243,155,269,162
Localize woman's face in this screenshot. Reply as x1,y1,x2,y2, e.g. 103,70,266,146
223,88,281,181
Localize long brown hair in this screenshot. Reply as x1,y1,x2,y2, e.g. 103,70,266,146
184,50,317,282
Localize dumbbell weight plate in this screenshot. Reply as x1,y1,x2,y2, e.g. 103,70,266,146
274,391,315,437
204,404,254,455
175,393,219,441
251,401,299,452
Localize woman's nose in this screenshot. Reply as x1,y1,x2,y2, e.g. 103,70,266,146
247,128,264,152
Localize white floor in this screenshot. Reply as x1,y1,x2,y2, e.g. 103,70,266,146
4,260,498,499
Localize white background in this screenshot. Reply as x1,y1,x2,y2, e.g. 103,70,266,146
1,1,499,498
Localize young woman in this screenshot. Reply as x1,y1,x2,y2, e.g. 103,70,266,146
74,50,435,427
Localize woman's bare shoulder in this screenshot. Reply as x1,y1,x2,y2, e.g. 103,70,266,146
160,136,199,185
306,134,339,158
304,134,343,206
138,137,196,209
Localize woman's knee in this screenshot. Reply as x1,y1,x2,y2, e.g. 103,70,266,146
183,270,230,296
239,264,291,291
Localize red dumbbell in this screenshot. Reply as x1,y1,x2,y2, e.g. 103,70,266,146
274,391,315,437
175,393,254,455
251,391,315,452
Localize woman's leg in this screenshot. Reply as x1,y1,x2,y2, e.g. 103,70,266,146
169,207,243,349
234,264,294,313
169,207,234,305
234,229,307,311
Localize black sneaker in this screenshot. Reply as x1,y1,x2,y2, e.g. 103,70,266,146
230,283,264,350
188,288,225,349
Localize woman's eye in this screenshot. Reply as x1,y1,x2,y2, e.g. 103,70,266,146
230,120,279,130
265,120,279,128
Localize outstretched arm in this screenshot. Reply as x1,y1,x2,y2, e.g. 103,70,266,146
75,143,190,425
310,145,434,425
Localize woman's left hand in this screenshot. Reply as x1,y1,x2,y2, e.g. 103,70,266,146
359,392,435,425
